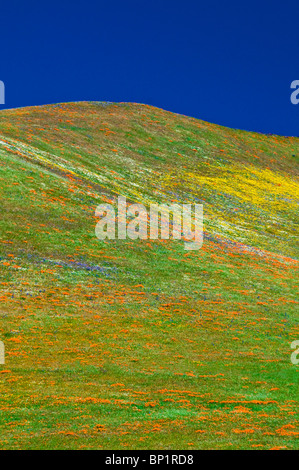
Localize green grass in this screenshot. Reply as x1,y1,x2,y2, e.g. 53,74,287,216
0,102,298,449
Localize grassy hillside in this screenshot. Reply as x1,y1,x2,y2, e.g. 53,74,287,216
0,101,298,449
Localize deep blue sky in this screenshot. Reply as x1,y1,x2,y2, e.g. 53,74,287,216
0,0,299,136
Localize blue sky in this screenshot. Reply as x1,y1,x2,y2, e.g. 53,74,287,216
0,0,298,135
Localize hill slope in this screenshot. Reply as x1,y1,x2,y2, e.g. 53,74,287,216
0,102,298,449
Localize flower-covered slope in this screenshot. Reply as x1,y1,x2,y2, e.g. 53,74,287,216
0,102,298,450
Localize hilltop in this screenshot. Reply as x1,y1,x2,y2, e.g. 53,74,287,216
0,102,298,450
